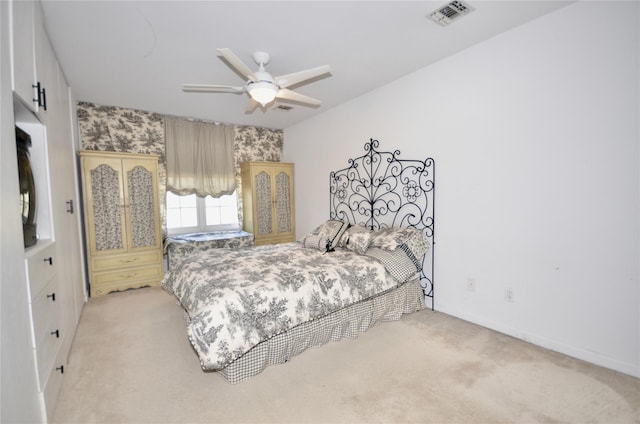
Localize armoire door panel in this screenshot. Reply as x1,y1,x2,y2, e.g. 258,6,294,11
255,170,273,236
275,170,292,234
126,165,158,249
82,156,128,256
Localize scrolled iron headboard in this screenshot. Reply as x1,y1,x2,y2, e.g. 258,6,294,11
329,139,435,309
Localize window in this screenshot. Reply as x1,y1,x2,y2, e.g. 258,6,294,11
166,191,239,234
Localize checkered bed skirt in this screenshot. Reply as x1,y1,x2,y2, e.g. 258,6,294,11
218,278,426,383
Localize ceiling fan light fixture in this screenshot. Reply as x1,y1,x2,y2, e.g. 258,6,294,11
248,81,277,106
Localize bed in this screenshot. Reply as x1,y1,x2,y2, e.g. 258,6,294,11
162,139,435,383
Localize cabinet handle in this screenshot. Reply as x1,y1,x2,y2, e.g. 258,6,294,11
41,87,47,111
51,329,60,338
119,258,138,263
66,200,74,214
31,82,47,110
47,293,56,302
32,82,41,106
56,365,64,374
44,257,53,265
121,273,138,279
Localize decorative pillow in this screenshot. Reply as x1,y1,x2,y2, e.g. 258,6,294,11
365,247,418,284
344,226,373,255
337,224,366,247
401,230,431,269
300,224,324,247
301,233,324,250
365,227,431,282
370,227,417,250
302,220,349,252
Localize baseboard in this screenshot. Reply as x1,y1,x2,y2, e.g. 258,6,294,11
435,303,640,379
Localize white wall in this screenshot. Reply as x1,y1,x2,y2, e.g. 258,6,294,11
284,1,639,377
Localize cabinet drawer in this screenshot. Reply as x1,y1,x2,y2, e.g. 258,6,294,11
35,322,63,390
26,243,58,297
42,347,66,422
91,250,162,272
31,276,62,344
92,264,163,287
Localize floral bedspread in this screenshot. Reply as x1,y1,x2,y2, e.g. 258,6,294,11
161,242,399,370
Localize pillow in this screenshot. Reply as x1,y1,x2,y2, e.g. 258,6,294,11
343,225,373,255
401,229,431,269
337,224,366,247
370,227,417,250
300,225,322,247
365,247,418,284
302,220,349,252
365,227,431,282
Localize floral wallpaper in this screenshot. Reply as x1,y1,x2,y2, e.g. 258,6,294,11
76,103,165,155
76,102,284,235
234,125,283,164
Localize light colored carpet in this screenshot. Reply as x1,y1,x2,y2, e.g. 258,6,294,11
54,287,639,424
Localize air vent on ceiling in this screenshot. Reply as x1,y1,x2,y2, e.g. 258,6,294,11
428,1,474,26
275,105,294,111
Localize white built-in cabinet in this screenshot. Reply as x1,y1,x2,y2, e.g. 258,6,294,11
3,0,86,422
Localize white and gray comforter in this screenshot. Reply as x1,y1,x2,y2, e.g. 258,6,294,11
162,242,402,370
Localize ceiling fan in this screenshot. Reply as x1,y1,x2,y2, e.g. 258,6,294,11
182,48,332,112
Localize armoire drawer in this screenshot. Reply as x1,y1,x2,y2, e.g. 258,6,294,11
92,264,163,286
25,243,58,297
91,250,162,272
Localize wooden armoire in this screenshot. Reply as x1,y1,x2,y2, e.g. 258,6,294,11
79,151,163,297
240,162,295,246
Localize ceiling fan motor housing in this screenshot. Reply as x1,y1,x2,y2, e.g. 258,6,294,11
253,69,275,84
253,51,271,67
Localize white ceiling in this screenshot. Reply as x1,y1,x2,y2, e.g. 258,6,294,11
40,1,571,130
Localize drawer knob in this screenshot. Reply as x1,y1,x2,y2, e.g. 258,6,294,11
51,329,60,338
44,257,53,265
56,365,64,374
47,293,56,302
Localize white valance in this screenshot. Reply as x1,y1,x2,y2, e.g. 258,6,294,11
165,116,235,198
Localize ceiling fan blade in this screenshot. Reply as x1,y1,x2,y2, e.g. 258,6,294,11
217,48,258,82
182,84,245,93
276,88,322,106
245,97,259,113
275,65,331,89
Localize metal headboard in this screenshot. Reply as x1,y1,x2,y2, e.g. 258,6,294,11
329,139,435,309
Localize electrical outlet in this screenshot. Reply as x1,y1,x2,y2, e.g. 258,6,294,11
466,278,476,292
505,287,514,302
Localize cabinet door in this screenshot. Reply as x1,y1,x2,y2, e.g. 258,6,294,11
122,158,161,251
252,165,275,237
47,67,85,352
273,165,295,239
82,156,128,256
10,0,37,111
32,0,54,120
